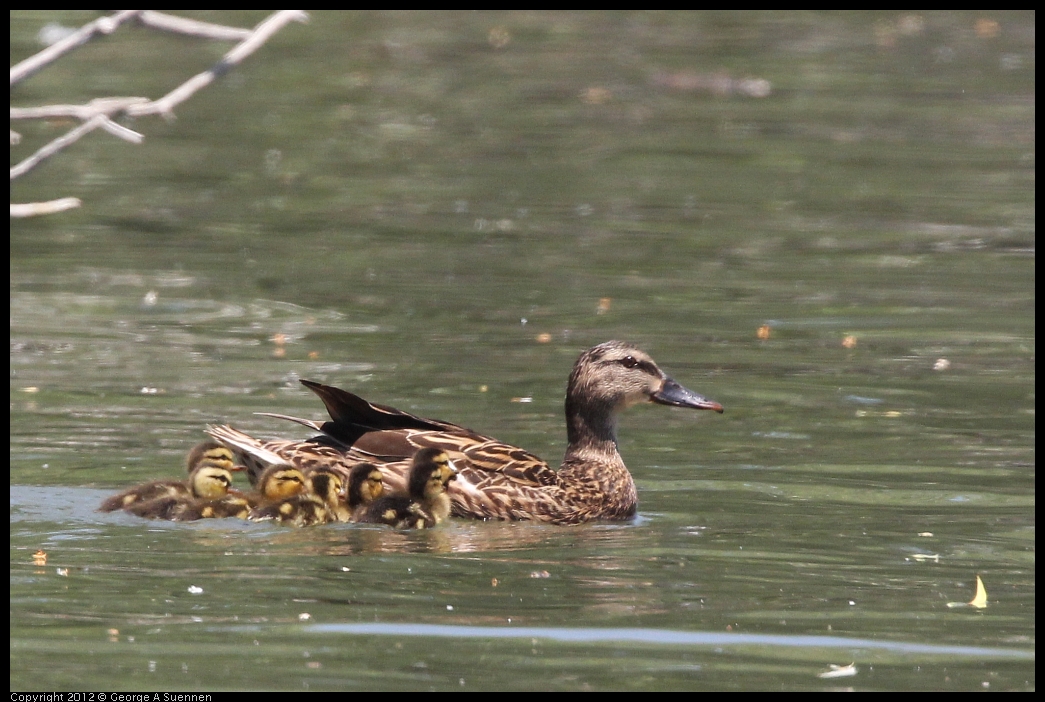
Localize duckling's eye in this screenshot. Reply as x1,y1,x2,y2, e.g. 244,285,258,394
619,356,639,369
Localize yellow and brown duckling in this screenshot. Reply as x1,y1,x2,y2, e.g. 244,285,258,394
248,466,347,527
208,341,723,524
99,442,239,513
358,448,456,529
122,462,239,521
345,463,385,521
247,463,308,507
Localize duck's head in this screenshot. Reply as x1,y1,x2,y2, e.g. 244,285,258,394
408,448,457,500
257,464,307,500
189,465,234,500
347,463,384,507
186,441,240,474
565,341,722,445
306,467,346,507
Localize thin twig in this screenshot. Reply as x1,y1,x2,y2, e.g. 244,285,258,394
10,114,110,180
11,97,150,121
11,197,82,217
136,11,252,40
10,11,142,86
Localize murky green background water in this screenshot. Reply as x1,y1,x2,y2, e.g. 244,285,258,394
11,11,1034,691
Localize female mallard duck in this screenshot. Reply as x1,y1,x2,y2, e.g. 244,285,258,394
345,463,385,521
358,448,457,529
99,442,239,513
209,341,723,524
248,466,348,526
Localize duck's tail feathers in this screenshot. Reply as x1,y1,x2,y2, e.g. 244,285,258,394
254,412,326,432
206,425,286,466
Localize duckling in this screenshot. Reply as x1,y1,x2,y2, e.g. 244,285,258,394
248,463,307,507
99,442,238,513
248,466,347,527
345,463,385,521
123,463,237,520
359,448,457,529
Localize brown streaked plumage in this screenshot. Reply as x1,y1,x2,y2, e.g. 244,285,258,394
99,442,239,513
208,341,723,524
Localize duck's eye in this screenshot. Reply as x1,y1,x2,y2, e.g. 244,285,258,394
619,356,639,369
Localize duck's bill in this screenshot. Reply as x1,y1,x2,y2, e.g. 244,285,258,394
652,376,724,413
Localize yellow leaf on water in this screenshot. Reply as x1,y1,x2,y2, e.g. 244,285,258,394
947,574,988,609
969,574,988,609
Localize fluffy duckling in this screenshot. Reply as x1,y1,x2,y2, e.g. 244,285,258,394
248,464,307,507
248,466,347,527
99,442,238,513
123,463,237,520
346,463,385,521
359,448,456,529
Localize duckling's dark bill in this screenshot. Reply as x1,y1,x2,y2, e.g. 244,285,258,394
651,376,723,413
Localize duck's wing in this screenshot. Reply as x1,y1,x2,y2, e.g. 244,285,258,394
298,381,560,487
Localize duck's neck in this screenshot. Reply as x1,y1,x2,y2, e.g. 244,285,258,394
560,396,637,519
564,396,620,462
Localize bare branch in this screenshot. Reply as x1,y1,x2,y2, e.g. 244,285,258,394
10,11,308,212
127,11,309,119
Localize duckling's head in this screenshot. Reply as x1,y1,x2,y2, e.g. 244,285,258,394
305,467,345,507
347,463,384,507
189,465,234,500
186,441,241,474
567,341,723,419
408,448,456,500
257,464,307,500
